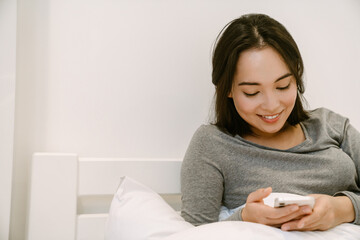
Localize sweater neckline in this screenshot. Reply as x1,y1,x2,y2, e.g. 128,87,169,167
234,122,311,152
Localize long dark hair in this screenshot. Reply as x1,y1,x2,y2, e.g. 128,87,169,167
212,13,308,136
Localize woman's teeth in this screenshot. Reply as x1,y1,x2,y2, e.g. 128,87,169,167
262,114,279,119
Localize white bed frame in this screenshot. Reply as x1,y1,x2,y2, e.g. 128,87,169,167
26,153,182,240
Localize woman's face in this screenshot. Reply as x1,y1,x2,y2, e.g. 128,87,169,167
229,47,298,137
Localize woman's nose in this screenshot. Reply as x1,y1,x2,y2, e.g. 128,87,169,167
261,92,280,112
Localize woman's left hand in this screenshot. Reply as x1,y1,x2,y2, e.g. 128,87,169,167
280,194,355,231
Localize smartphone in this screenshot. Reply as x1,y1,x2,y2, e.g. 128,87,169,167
274,196,315,209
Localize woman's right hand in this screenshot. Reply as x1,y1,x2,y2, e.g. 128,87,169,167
241,187,313,227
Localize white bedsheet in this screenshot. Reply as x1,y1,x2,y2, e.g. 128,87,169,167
163,221,360,240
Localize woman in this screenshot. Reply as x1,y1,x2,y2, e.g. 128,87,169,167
181,13,359,231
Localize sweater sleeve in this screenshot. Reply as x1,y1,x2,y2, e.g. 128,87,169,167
180,126,224,226
336,122,360,225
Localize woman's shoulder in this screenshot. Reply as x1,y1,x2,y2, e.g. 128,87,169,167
306,107,348,124
304,107,349,139
188,124,238,149
191,124,227,141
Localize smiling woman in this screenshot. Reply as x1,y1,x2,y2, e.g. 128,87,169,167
229,47,300,146
181,13,360,232
212,14,308,138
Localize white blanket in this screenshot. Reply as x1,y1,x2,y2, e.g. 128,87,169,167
106,177,360,240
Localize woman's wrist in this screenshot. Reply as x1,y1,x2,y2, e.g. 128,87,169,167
335,196,355,223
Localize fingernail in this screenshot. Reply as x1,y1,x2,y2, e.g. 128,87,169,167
302,208,312,214
282,225,290,231
291,205,299,211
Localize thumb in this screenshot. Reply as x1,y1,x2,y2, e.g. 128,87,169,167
247,187,272,203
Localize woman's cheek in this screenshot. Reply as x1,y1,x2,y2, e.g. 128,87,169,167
234,95,259,113
285,90,298,106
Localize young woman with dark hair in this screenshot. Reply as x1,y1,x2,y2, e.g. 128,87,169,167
181,13,359,231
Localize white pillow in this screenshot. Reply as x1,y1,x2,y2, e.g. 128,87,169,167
105,176,193,240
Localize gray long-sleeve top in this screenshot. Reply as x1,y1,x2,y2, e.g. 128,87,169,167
181,108,360,226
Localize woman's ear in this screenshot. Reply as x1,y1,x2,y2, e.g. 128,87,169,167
228,91,233,98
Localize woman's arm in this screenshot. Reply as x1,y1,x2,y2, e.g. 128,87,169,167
336,123,360,225
180,155,224,225
281,121,360,231
180,128,224,226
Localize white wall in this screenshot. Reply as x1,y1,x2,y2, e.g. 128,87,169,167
0,0,16,239
11,0,360,239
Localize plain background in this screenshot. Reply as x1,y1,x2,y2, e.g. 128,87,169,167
0,0,16,239
1,0,359,239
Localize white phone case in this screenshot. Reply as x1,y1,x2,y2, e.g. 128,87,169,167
274,196,315,209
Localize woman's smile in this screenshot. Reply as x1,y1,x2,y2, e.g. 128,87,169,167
258,111,283,123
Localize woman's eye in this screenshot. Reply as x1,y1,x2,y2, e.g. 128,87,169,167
244,92,259,97
277,84,290,90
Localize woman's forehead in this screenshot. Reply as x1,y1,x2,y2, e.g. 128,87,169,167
234,47,290,84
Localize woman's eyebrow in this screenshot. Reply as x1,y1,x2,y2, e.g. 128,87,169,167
238,73,292,86
275,73,292,82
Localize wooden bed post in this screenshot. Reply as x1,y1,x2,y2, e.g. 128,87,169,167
26,153,78,240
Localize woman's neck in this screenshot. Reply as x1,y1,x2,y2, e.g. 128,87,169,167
243,123,305,150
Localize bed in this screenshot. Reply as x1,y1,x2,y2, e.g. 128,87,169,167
26,153,183,240
26,152,360,240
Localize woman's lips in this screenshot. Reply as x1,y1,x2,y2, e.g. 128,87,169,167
257,111,282,123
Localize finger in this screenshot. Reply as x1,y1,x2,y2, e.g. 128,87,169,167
297,201,325,228
290,207,312,220
247,187,272,203
267,205,311,224
281,209,317,231
298,223,322,231
282,220,321,231
256,205,298,226
267,204,310,219
267,204,299,219
281,219,301,231
296,213,318,229
293,214,329,231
